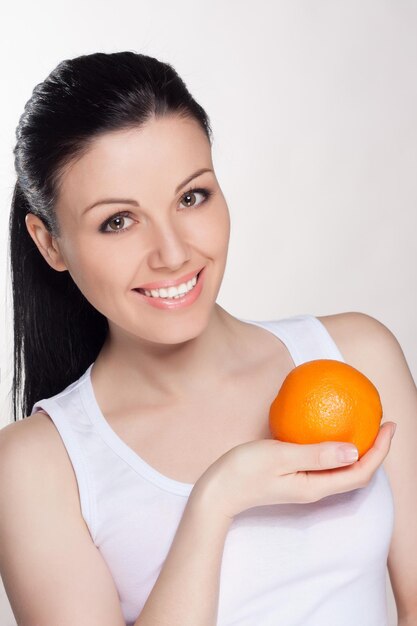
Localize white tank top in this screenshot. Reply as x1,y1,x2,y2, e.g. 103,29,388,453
30,314,394,626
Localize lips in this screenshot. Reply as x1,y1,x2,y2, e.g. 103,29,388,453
134,266,204,291
132,265,206,309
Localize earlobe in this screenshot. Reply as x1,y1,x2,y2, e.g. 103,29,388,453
46,244,68,272
24,213,68,272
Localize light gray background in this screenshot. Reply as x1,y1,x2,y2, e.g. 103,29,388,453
1,1,416,624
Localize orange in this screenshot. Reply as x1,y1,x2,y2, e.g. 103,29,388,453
269,359,383,458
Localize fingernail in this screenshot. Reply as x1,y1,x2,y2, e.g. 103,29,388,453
337,445,359,463
390,424,397,438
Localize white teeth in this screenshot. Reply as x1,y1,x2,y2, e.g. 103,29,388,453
142,273,198,298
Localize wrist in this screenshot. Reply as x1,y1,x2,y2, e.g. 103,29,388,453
189,476,234,530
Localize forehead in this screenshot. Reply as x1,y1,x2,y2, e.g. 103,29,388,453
57,115,212,211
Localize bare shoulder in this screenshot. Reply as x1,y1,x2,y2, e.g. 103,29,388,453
316,310,397,363
1,409,57,442
316,310,413,392
0,410,84,523
1,409,68,460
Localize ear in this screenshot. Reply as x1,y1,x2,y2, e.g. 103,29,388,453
25,213,68,272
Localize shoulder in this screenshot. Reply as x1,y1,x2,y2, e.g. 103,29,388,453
0,411,84,520
316,311,405,385
316,310,399,357
1,410,65,459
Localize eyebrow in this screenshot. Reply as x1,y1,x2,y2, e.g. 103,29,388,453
82,167,213,215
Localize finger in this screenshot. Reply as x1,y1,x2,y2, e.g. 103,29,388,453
301,421,396,500
275,440,360,474
274,421,396,474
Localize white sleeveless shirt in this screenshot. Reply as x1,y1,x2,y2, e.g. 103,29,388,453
30,314,394,625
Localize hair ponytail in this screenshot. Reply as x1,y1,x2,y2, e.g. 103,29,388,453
8,181,108,421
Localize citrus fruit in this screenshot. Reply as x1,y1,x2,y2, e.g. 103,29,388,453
269,359,383,458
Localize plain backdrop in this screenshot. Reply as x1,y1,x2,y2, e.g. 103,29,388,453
1,1,416,624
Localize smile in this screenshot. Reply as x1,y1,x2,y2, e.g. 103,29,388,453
136,270,201,298
132,267,206,310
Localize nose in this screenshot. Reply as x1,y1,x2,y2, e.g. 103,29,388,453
147,218,192,271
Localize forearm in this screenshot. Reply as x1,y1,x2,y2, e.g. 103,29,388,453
134,484,232,626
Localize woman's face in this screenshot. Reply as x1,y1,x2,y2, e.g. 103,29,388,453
27,114,231,345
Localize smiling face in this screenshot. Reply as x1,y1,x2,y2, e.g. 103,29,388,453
25,114,231,346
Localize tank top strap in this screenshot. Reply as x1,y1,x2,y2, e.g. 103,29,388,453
239,314,346,367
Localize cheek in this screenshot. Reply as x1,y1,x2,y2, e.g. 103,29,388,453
192,204,230,252
64,243,127,308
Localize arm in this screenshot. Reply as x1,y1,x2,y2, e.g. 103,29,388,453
321,312,417,623
0,414,231,626
134,483,231,626
0,416,127,626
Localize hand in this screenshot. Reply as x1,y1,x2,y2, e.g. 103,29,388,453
193,421,396,520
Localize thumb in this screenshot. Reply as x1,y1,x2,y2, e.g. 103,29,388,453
276,440,359,472
317,441,359,468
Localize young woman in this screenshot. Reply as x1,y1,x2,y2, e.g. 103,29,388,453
0,51,415,626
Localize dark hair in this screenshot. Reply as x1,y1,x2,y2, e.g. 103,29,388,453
8,50,213,422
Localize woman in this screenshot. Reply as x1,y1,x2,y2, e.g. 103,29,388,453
0,51,415,626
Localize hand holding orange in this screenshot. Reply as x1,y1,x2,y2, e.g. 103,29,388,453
269,359,383,459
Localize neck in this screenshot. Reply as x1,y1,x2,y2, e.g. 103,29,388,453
92,304,245,405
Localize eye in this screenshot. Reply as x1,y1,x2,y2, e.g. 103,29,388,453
180,187,212,209
99,211,135,235
99,187,213,235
